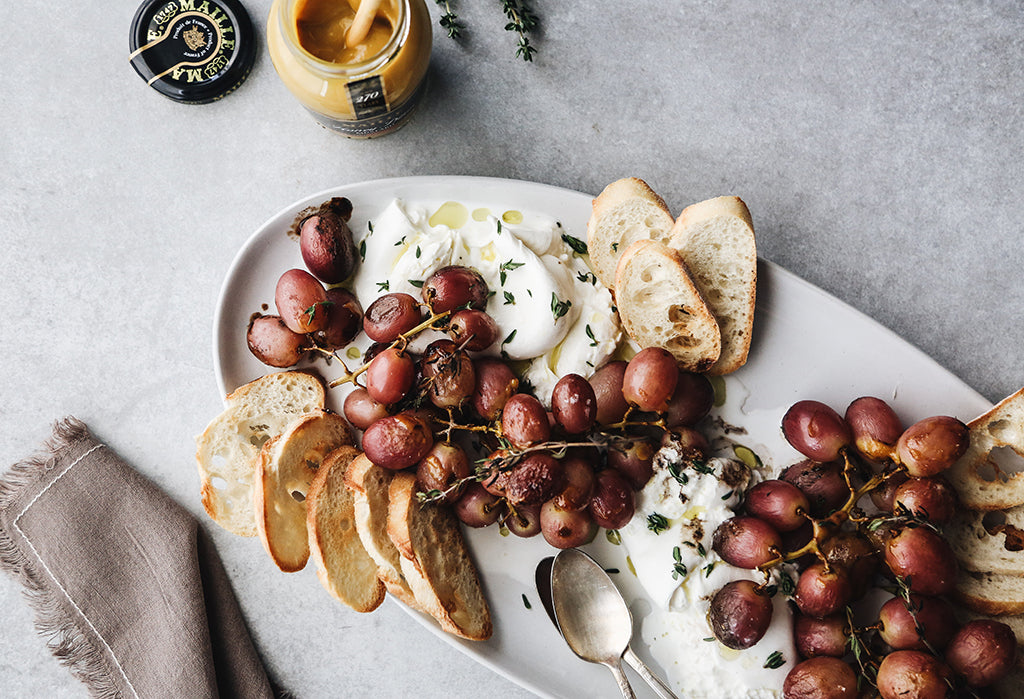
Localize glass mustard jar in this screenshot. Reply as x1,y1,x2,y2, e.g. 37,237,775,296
267,0,432,138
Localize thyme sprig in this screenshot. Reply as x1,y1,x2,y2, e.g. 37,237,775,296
433,0,463,38
501,0,538,61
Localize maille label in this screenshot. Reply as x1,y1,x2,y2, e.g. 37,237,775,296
313,76,427,138
129,0,236,87
347,76,389,120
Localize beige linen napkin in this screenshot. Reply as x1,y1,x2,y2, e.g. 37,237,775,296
0,417,276,699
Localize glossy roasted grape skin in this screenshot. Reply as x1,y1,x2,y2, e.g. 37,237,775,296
504,504,542,538
876,650,953,699
541,501,597,549
945,619,1017,687
552,456,596,510
783,657,858,699
711,516,783,569
470,358,518,421
479,450,512,497
362,292,423,343
884,525,958,596
622,348,679,412
819,532,879,600
589,360,630,425
551,374,598,435
660,426,709,459
869,467,910,512
298,198,358,284
312,287,362,350
421,340,476,409
453,483,503,528
361,411,434,470
845,396,903,462
664,371,714,427
606,439,655,490
782,400,853,463
781,459,849,517
422,265,489,313
447,308,499,351
896,415,970,477
794,562,852,619
744,479,810,532
877,594,957,651
794,613,849,659
501,393,551,448
275,268,329,334
415,441,471,504
505,453,564,506
364,347,416,405
342,387,389,430
892,476,957,523
707,580,774,650
246,315,307,367
588,469,635,530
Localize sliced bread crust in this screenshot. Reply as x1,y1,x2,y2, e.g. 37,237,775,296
586,177,674,291
387,471,492,641
196,371,325,537
948,505,1024,576
956,569,1024,616
946,387,1024,511
614,239,722,372
669,196,757,375
307,445,385,613
254,410,352,572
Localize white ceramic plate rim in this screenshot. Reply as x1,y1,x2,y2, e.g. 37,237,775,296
213,176,992,699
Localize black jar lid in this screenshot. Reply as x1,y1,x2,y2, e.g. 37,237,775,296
129,0,255,104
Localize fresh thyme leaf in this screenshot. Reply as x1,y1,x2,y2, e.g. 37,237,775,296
415,245,421,258
697,543,707,557
376,280,390,292
394,235,406,246
692,459,714,475
551,293,571,320
502,329,517,345
367,220,374,233
501,0,538,62
702,562,716,578
497,220,503,235
703,637,714,642
358,238,366,262
576,270,597,285
604,568,620,574
561,232,588,255
585,324,598,347
670,545,687,580
763,651,785,670
499,259,524,286
611,242,619,252
646,513,669,534
408,279,425,288
778,571,796,597
434,0,463,38
721,490,734,500
503,290,516,305
521,593,531,609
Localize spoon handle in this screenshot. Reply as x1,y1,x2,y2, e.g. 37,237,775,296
606,659,636,699
623,647,680,699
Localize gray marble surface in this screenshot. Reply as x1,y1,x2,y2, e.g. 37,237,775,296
1,1,1022,697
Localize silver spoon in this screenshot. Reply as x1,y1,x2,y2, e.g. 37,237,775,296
548,549,680,699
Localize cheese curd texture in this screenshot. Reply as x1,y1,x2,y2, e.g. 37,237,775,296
350,200,621,403
619,451,797,698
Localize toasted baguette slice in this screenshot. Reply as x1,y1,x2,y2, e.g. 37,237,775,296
307,446,385,612
196,371,325,537
948,505,1024,576
956,569,1024,616
586,177,675,290
669,196,757,375
946,387,1024,510
254,410,352,572
345,455,421,610
387,472,492,641
614,239,722,372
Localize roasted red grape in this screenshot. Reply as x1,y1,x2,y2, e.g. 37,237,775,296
892,476,957,523
782,400,853,463
896,415,970,477
878,594,957,651
794,562,852,619
364,347,416,405
501,393,551,448
471,358,518,421
664,371,714,427
416,441,471,504
783,657,858,699
660,426,709,458
712,516,782,569
875,650,952,699
246,315,307,367
447,308,499,351
945,619,1017,687
363,292,423,343
298,198,358,284
845,396,903,462
589,360,629,425
780,459,849,517
819,532,878,600
361,411,433,470
275,268,329,334
794,613,849,659
606,439,655,490
422,265,488,313
453,483,503,527
551,374,597,434
744,479,809,532
504,504,541,538
343,387,389,430
541,501,597,549
588,469,635,530
552,455,596,510
884,525,958,596
708,580,773,650
622,347,679,412
505,453,564,506
421,339,475,409
312,287,362,349
869,467,910,512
